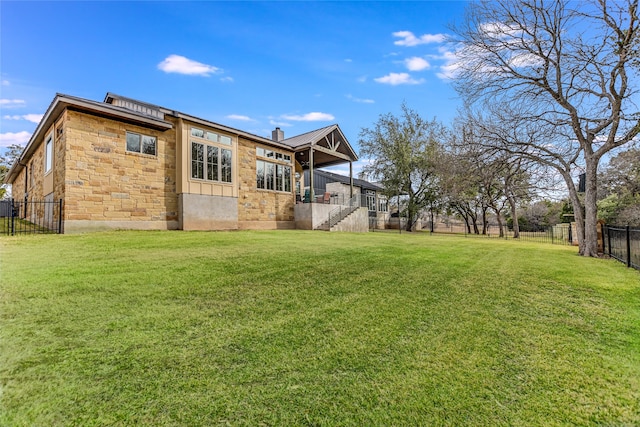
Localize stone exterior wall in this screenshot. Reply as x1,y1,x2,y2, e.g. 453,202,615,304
62,110,179,231
8,103,343,233
7,118,66,230
237,137,295,229
326,181,361,201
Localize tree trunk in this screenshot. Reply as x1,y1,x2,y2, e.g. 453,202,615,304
429,207,435,232
471,211,480,234
583,159,599,257
406,202,415,232
507,195,519,238
495,208,504,238
481,207,488,235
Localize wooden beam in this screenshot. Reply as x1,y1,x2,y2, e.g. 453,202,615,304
312,144,353,161
309,148,314,200
323,134,341,151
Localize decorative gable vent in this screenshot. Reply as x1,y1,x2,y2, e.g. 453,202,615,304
110,98,165,120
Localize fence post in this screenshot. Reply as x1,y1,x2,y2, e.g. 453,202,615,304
58,199,63,234
626,225,631,268
10,198,15,236
568,224,573,245
607,225,612,257
600,222,605,254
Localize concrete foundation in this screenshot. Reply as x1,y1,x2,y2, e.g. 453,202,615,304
179,193,238,230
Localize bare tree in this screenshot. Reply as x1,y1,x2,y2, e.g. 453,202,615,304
451,0,640,256
449,121,536,238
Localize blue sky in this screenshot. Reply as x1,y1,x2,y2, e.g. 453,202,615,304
1,1,468,175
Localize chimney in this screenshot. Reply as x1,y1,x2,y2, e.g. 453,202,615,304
272,127,284,142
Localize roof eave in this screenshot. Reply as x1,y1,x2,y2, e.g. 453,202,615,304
4,94,173,184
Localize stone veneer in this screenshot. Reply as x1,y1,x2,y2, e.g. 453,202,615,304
236,137,295,229
62,110,178,231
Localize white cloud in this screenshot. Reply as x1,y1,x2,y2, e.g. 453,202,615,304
220,76,234,82
0,131,31,147
0,99,26,107
3,114,43,124
478,22,524,40
344,58,353,63
405,57,431,71
226,114,253,121
436,49,463,80
357,75,368,83
393,31,446,47
324,158,375,178
1,80,9,86
269,119,293,127
374,73,425,85
157,54,221,76
281,112,335,121
346,94,375,104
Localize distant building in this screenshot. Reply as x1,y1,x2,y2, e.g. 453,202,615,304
303,169,389,225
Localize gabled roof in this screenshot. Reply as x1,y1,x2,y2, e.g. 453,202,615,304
281,124,337,148
281,124,358,161
4,92,359,184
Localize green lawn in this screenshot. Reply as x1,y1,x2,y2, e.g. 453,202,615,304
1,231,639,426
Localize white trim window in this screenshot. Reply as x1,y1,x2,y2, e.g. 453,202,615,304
126,131,157,156
44,133,53,174
256,147,292,192
191,139,232,183
378,197,388,212
191,127,232,145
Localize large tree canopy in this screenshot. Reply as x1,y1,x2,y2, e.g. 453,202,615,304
598,148,640,225
451,0,640,256
359,104,445,231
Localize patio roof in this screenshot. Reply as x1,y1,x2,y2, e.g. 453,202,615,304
281,124,358,169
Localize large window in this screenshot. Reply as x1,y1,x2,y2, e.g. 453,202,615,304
44,134,53,173
190,127,233,183
126,131,156,156
256,146,292,192
366,190,376,212
191,141,232,183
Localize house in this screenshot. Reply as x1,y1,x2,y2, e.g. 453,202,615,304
303,169,389,228
3,92,366,233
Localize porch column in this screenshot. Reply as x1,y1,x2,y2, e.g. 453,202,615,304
349,161,354,198
309,147,314,201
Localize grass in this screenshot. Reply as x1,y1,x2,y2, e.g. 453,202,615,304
1,230,639,426
0,217,57,235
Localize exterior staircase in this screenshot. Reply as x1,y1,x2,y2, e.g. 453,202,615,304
315,195,361,231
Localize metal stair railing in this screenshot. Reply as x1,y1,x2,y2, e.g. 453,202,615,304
327,195,361,229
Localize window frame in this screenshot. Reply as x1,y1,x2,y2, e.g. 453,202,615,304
44,132,54,175
190,126,233,184
126,131,157,156
255,146,293,193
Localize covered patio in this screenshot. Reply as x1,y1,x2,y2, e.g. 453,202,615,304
279,125,368,231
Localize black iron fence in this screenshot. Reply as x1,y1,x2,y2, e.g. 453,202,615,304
1,199,64,235
603,225,639,271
